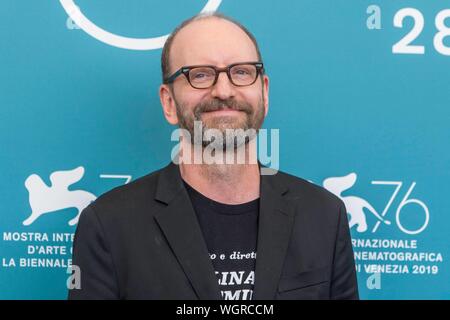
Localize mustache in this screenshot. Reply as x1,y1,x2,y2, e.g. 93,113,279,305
193,99,253,116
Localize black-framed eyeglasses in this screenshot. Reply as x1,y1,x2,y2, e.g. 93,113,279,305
163,61,264,89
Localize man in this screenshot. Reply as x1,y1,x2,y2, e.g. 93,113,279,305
68,12,358,300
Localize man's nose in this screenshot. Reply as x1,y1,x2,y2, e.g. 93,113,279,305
210,71,235,100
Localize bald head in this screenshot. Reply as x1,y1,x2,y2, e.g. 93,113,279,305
161,13,263,82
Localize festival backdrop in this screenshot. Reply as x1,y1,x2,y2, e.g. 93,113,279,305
0,0,449,299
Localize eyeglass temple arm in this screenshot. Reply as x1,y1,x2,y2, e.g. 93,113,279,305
164,68,183,84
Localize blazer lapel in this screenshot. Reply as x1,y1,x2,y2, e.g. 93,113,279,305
152,163,296,300
252,172,296,300
153,163,221,300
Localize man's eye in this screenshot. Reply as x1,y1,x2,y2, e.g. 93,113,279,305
191,71,213,80
234,69,250,75
194,73,207,79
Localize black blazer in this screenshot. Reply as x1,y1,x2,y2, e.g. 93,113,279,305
68,163,358,300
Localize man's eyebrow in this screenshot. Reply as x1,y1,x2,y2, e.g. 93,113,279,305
179,58,260,67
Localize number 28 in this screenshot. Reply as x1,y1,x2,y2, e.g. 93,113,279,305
392,8,450,55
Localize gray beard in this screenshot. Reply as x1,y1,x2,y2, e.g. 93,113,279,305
175,97,265,150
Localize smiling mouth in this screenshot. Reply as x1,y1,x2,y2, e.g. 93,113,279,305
202,108,243,115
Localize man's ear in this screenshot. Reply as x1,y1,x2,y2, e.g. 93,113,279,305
159,84,179,125
263,75,269,117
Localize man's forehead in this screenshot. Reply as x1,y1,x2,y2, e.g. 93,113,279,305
169,17,259,68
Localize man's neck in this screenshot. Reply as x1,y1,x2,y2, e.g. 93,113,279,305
180,163,260,204
179,152,260,205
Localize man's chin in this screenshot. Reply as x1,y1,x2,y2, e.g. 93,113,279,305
204,122,248,133
201,115,248,130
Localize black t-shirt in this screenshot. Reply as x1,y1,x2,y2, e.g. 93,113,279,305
183,180,259,300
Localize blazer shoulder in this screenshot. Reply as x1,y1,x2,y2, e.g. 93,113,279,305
273,169,345,209
87,166,164,216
